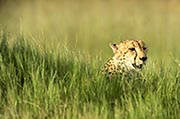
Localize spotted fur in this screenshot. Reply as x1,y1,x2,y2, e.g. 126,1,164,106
102,40,147,77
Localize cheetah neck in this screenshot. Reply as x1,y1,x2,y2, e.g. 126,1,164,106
103,57,129,75
111,56,128,71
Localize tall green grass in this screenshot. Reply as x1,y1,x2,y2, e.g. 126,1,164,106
0,32,180,119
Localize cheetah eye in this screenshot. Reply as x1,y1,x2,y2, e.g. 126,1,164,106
129,48,135,51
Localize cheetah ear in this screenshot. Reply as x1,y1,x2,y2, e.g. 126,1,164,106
109,43,118,53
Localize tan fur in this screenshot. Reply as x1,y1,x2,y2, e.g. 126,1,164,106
102,40,147,77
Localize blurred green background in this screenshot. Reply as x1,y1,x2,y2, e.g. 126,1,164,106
0,0,180,60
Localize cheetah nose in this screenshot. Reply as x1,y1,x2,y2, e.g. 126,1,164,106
140,57,147,62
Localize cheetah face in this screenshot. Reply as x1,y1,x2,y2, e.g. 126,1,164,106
110,40,147,71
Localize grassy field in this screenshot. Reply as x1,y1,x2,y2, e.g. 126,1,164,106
1,0,180,119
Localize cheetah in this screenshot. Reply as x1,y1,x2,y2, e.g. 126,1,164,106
102,40,147,77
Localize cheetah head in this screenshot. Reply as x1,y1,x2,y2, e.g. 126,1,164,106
110,40,147,71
